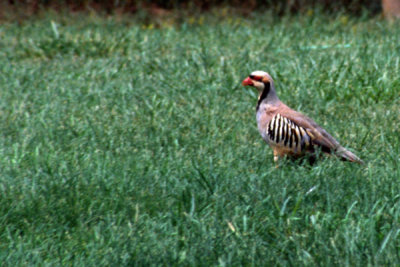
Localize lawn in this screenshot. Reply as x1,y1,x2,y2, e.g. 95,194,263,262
0,11,399,265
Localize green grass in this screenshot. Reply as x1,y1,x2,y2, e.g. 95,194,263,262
0,12,399,266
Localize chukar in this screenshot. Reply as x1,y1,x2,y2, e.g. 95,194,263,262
242,70,364,164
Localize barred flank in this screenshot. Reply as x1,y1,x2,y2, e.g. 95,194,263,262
267,114,311,152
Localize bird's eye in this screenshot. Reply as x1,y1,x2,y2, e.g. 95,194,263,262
249,75,255,79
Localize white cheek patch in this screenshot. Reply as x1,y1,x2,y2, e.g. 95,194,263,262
254,81,265,91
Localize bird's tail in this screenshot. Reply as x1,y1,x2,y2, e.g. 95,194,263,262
336,146,364,164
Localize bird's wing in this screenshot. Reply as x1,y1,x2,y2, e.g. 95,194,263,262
276,104,363,163
276,104,340,152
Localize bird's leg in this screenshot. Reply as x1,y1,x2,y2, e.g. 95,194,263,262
273,149,279,168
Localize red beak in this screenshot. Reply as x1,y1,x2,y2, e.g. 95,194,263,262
242,77,254,86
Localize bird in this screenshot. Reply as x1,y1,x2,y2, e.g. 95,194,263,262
242,70,364,165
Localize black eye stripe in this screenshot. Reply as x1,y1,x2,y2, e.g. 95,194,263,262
250,75,262,81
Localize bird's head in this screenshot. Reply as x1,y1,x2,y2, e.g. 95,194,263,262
242,70,279,106
242,70,274,92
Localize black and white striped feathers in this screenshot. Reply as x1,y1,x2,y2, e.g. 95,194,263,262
266,113,313,154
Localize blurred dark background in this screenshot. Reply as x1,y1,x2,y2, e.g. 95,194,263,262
2,0,400,19
0,0,382,14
